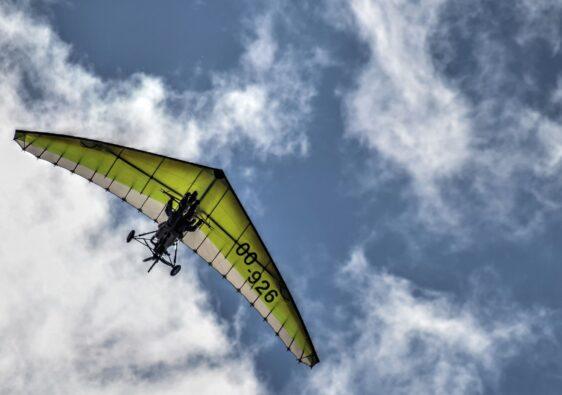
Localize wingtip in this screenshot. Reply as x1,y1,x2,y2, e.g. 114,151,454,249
13,129,24,140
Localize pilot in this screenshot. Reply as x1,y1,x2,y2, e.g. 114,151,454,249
175,200,201,234
178,192,193,212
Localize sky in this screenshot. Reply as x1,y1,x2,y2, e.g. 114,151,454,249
1,0,562,394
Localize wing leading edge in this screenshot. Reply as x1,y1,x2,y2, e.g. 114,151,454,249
13,129,319,367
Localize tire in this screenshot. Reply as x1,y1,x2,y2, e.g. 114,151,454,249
126,230,135,243
170,265,182,276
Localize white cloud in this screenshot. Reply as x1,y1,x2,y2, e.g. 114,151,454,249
242,15,278,73
340,0,471,232
345,0,471,179
305,247,545,395
0,2,318,162
0,1,326,393
338,0,562,239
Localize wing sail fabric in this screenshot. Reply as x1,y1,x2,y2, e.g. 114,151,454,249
14,130,319,367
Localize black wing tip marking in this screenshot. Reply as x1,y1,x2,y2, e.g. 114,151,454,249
213,169,226,179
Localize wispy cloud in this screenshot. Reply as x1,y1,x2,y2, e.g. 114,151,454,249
340,0,472,233
0,1,320,162
304,247,547,395
336,0,562,241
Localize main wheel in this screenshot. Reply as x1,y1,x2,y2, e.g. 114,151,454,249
126,230,135,243
170,265,182,276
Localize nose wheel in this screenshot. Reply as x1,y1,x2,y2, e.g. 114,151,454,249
126,229,182,277
170,265,181,276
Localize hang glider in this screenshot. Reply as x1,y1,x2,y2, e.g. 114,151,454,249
13,129,319,367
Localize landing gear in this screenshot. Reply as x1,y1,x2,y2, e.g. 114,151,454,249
126,190,202,278
169,242,181,276
127,231,182,277
170,265,181,276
